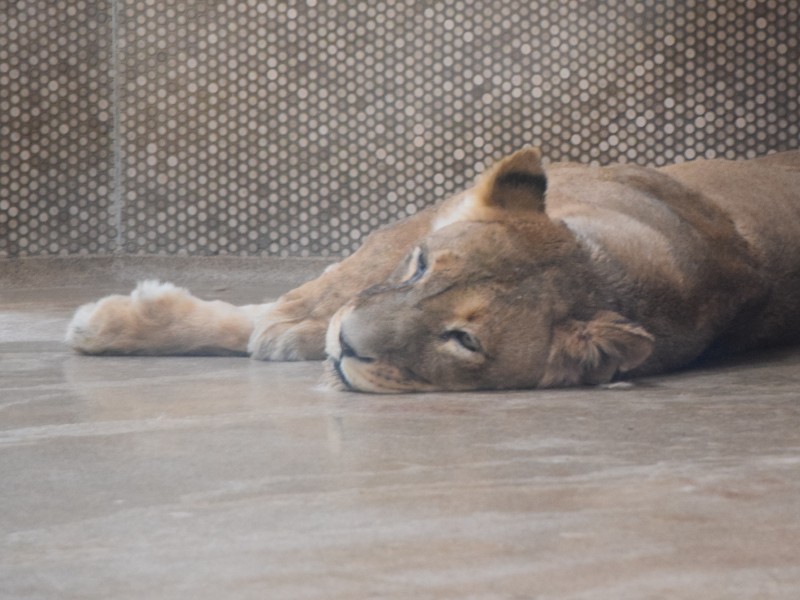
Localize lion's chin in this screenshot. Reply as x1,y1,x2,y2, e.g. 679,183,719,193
323,357,434,394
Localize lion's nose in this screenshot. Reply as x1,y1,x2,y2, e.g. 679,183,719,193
339,330,357,358
339,329,375,363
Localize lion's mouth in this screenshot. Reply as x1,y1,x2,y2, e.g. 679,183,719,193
325,357,354,391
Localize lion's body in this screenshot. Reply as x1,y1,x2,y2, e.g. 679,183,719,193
67,150,800,392
543,156,800,373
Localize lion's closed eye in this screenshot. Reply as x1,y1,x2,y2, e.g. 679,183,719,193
440,328,485,366
402,246,428,284
441,329,482,353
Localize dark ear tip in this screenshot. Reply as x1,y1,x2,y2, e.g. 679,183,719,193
495,172,548,195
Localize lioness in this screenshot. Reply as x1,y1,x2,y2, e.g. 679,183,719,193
66,148,800,392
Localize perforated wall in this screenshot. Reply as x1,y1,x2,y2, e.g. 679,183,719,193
2,0,798,258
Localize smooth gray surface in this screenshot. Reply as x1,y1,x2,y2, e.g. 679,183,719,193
1,258,799,599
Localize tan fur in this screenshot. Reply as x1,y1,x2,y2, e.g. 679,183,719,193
67,148,800,393
66,281,262,355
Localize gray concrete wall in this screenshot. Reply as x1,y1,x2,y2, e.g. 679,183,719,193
2,0,799,258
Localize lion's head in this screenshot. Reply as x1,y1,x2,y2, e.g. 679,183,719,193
325,148,654,392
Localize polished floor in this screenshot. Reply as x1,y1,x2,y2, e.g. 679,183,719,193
2,258,800,599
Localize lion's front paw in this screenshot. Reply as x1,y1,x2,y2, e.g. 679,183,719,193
66,281,186,354
248,310,328,361
64,280,244,355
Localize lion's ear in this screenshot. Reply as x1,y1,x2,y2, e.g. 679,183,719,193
540,311,654,387
474,146,547,212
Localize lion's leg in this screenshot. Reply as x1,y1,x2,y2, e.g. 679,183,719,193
249,208,436,361
66,281,267,356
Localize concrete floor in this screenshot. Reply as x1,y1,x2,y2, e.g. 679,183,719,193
2,257,800,599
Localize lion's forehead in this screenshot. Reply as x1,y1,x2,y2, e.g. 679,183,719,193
447,293,490,322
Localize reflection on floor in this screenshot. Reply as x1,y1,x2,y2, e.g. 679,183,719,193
2,258,800,599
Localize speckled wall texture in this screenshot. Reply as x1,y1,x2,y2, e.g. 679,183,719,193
1,0,798,258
